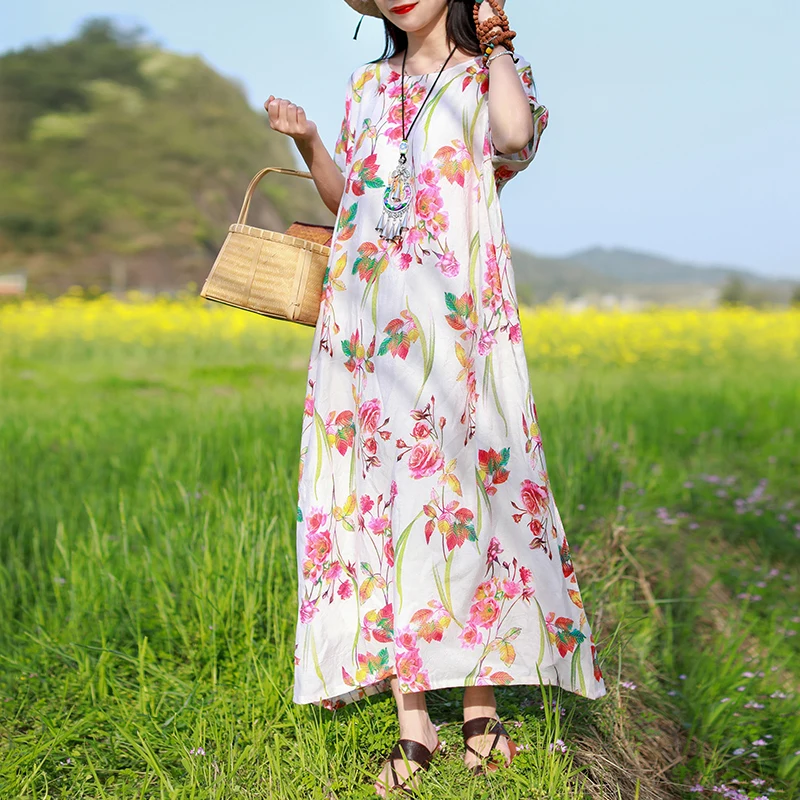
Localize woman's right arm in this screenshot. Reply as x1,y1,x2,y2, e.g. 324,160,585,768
264,96,346,216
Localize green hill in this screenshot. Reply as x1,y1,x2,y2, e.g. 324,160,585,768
0,19,331,295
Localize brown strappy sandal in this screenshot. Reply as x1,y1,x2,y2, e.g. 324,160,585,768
375,738,441,796
461,716,518,775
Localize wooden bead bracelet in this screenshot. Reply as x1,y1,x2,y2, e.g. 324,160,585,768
473,0,517,66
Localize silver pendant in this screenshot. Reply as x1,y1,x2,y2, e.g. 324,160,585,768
376,144,413,242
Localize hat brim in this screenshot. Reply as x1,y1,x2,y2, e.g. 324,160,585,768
344,0,383,18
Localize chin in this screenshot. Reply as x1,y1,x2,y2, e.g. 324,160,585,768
380,1,444,31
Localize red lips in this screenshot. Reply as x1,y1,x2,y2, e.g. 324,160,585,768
391,3,417,13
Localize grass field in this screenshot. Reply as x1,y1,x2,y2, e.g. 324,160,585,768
1,296,799,799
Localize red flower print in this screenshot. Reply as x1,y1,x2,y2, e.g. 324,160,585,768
412,421,430,439
305,507,329,535
338,581,353,600
471,597,501,629
486,536,503,565
520,479,548,515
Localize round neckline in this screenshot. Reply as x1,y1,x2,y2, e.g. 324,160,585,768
382,53,482,79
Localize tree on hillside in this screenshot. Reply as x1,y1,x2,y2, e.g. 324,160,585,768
0,18,148,140
718,275,746,307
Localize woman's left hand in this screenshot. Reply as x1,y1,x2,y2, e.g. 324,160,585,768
476,0,506,26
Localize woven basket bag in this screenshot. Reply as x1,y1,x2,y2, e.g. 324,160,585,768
200,167,333,326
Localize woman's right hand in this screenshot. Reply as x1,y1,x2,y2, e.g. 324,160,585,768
264,95,318,145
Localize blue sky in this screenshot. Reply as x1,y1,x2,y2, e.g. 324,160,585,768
4,0,799,278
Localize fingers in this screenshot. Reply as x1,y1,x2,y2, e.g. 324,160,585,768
264,96,308,136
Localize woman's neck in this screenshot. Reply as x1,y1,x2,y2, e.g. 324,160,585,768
398,9,461,71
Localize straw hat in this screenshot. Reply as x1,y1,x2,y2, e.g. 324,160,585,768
344,0,383,18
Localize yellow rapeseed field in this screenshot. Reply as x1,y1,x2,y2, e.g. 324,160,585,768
1,291,798,369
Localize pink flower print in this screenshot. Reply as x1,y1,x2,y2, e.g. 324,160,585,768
412,421,431,439
520,479,549,515
436,249,460,277
459,623,483,650
368,515,390,536
300,598,319,623
407,442,445,478
306,507,329,535
519,565,532,585
304,394,314,416
338,581,353,600
418,163,439,187
395,624,418,651
398,252,413,271
363,437,378,455
501,578,522,599
359,494,374,513
509,322,522,343
305,529,332,567
323,562,342,583
389,479,399,500
477,328,496,356
471,597,501,629
406,226,425,246
384,538,395,567
415,186,444,222
359,398,382,433
487,536,503,564
475,579,497,600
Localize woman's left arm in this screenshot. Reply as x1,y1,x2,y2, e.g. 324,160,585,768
486,47,535,153
478,0,536,154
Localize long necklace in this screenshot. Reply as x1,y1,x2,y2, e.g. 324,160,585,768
375,44,459,242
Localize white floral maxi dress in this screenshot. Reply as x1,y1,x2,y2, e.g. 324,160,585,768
292,53,607,709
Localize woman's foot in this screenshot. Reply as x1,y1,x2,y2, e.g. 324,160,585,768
462,687,513,772
373,718,439,796
374,678,439,797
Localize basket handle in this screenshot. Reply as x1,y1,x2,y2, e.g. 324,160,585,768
237,167,313,225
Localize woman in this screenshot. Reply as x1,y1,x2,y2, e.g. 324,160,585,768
266,0,606,794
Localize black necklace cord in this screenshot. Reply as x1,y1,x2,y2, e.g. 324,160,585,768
400,44,459,160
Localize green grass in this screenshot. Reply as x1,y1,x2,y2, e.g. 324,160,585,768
1,336,798,799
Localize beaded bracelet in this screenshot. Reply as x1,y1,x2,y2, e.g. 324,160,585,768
474,0,516,66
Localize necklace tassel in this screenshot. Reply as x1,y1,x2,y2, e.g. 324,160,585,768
375,204,410,242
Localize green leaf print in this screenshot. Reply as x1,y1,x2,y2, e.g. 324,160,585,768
535,597,549,665
310,630,330,696
432,562,454,620
394,509,424,613
442,549,460,626
422,75,460,148
571,642,587,695
467,231,480,297
312,411,330,499
485,351,509,436
407,306,434,406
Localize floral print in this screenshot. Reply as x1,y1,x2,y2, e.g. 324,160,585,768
293,53,606,709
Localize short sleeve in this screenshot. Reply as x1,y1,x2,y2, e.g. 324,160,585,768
333,72,357,176
490,55,549,192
